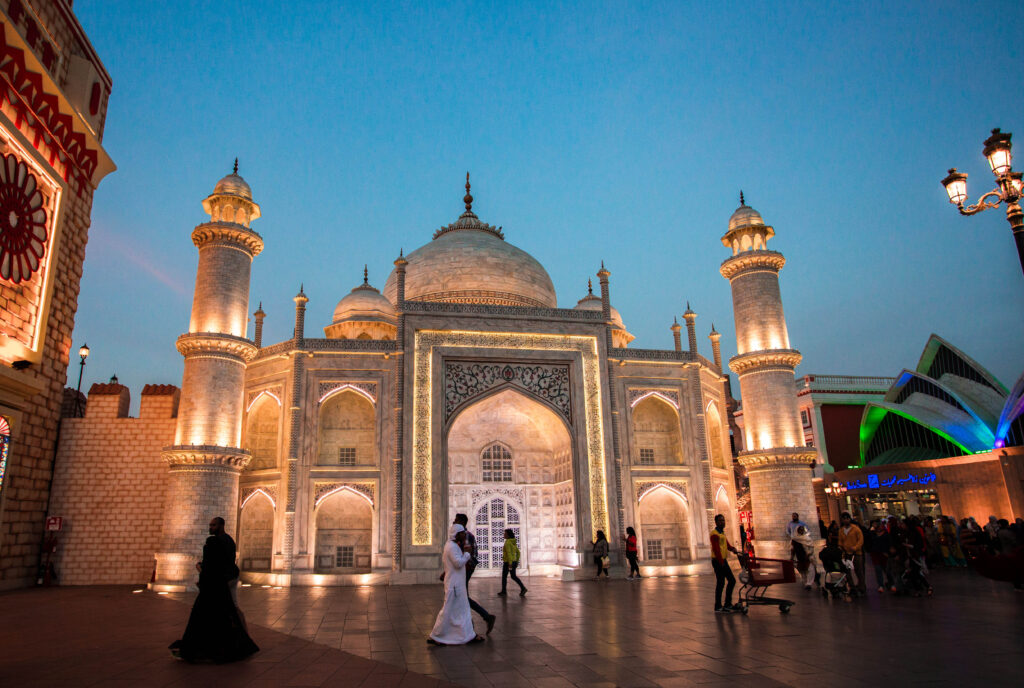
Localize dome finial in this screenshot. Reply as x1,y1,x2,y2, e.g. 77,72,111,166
233,158,238,175
363,264,369,284
587,278,593,295
739,190,745,206
464,172,473,212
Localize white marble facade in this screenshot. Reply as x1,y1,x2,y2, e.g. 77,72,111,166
190,174,742,586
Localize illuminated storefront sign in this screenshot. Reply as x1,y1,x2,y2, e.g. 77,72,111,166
844,471,938,491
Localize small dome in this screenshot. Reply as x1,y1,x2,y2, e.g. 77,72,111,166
332,282,396,324
213,173,252,200
728,204,765,232
574,291,625,329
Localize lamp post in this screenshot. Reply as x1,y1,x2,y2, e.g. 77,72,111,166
824,480,847,521
73,343,89,418
942,128,1024,278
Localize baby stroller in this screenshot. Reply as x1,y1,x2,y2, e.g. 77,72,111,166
901,551,933,597
818,544,852,601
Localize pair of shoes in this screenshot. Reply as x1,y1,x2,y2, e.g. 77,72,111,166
496,591,507,596
889,586,898,592
626,575,634,579
485,614,496,635
804,584,812,591
715,606,734,614
519,589,527,596
877,586,885,593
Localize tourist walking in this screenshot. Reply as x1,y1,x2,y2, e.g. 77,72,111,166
868,520,892,592
939,515,966,566
429,525,484,645
624,527,642,579
452,514,496,634
710,514,739,613
790,525,818,589
169,517,259,663
838,512,866,596
497,529,527,597
592,530,610,579
785,512,807,539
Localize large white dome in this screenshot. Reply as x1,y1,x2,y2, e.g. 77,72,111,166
382,193,556,308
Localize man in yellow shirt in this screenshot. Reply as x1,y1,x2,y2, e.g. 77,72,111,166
710,514,739,613
498,528,528,597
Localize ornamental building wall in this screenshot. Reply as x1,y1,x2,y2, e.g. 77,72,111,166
0,3,115,589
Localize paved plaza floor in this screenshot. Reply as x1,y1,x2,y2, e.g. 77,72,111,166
2,568,1022,687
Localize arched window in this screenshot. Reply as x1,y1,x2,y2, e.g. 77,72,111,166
0,416,9,495
481,443,512,482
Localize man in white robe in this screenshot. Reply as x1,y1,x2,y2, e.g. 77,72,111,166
429,524,481,645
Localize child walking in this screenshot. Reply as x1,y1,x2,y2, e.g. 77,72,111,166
498,529,528,597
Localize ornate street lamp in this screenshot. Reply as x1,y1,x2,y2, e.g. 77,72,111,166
824,480,847,498
74,343,89,417
942,128,1024,277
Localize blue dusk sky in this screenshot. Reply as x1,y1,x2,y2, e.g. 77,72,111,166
70,0,1024,404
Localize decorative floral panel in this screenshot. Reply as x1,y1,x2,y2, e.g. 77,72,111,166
444,362,570,422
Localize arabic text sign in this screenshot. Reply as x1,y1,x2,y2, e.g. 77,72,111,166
845,471,938,492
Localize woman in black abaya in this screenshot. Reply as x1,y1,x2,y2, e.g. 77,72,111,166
170,519,258,663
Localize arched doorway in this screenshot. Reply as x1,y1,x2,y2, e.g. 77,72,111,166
447,388,575,574
473,496,523,570
314,488,372,573
239,491,274,571
631,395,683,465
638,486,691,564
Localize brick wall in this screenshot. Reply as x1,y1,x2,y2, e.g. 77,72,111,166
46,385,177,585
0,1,111,588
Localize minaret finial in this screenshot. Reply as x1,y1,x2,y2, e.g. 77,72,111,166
463,172,473,212
587,278,593,295
739,190,745,206
363,264,369,284
233,158,238,175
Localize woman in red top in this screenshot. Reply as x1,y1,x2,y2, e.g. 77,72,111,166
624,527,642,579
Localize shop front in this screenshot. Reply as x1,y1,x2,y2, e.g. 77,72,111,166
823,448,1024,524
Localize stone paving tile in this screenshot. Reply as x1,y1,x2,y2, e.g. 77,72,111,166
4,568,1024,687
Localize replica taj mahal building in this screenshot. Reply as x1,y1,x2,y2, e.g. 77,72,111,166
48,168,818,589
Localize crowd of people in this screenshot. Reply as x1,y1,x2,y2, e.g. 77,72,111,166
787,511,1024,601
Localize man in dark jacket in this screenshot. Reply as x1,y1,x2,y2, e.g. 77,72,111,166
454,513,496,634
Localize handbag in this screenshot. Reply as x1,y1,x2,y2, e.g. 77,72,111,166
601,555,610,569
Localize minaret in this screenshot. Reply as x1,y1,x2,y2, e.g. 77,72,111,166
683,302,698,353
708,324,722,372
720,193,816,558
670,317,682,352
155,163,263,590
253,302,265,348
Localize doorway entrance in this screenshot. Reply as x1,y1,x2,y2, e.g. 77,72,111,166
473,496,523,570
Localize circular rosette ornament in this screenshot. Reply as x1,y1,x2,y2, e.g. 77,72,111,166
0,154,49,284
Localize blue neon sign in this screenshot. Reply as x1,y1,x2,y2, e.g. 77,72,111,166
844,471,937,491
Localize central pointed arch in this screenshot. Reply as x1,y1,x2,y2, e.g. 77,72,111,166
446,387,576,574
